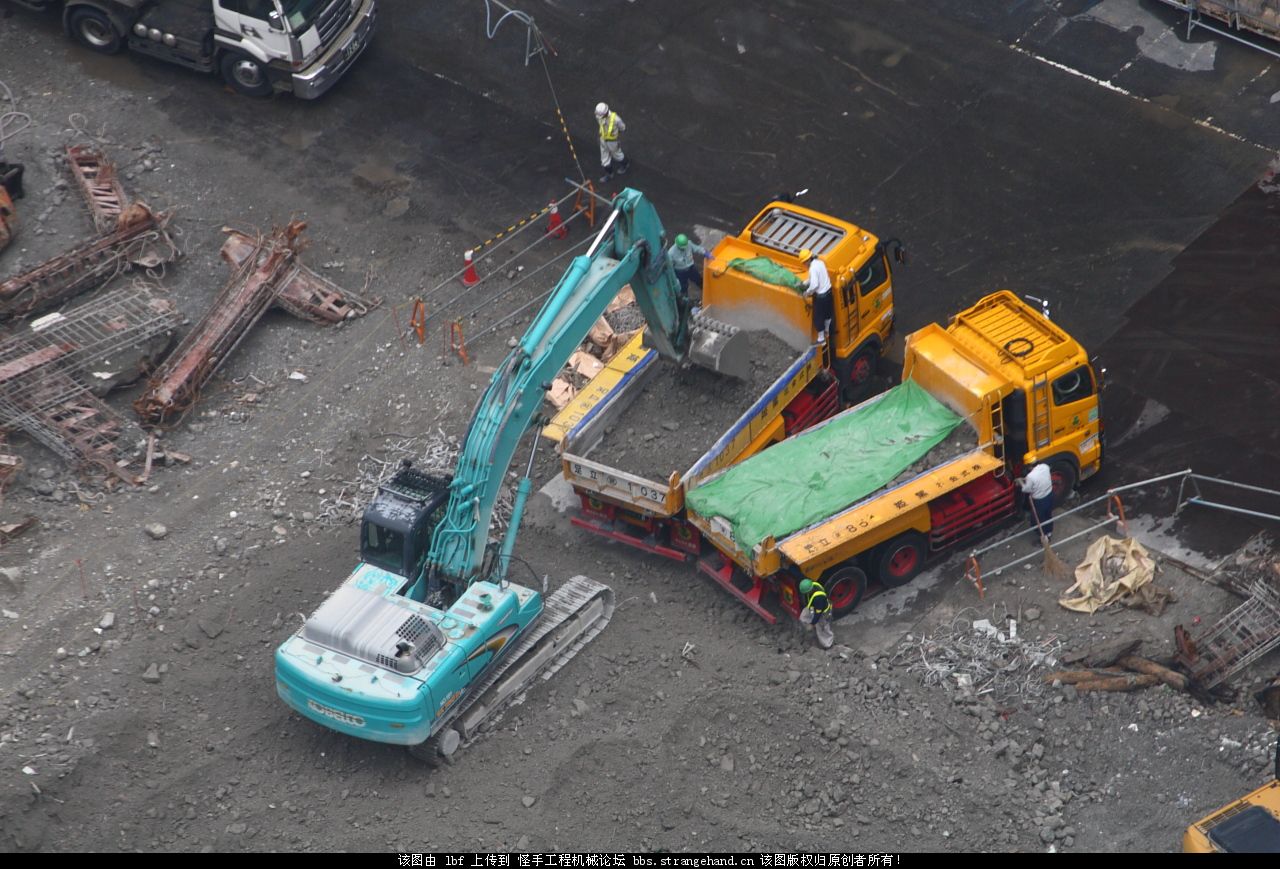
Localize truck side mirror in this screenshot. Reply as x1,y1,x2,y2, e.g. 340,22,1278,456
267,9,285,30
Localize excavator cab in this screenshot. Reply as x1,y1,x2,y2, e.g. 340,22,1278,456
360,461,451,589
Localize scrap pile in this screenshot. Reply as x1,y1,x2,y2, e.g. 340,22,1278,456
0,145,177,322
896,604,1064,704
1045,638,1189,695
1059,535,1175,615
546,286,639,410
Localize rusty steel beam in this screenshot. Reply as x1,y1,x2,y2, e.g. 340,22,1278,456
220,228,376,323
0,203,174,321
66,144,129,234
134,221,307,427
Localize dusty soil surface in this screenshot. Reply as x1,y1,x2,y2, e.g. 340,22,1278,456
594,330,797,477
1,0,1279,857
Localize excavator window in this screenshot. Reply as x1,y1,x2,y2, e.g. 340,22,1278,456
361,522,406,575
854,255,888,297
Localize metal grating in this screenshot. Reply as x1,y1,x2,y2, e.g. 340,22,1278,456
749,208,845,258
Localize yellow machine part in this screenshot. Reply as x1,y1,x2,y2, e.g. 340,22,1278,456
0,188,15,252
1183,779,1280,852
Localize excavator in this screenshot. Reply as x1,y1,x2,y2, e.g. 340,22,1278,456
273,188,745,758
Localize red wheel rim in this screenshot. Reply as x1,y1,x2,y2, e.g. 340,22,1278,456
827,574,860,609
850,355,872,384
887,545,919,578
1051,472,1069,502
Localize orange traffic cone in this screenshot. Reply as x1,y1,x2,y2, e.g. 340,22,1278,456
546,201,567,239
461,249,480,287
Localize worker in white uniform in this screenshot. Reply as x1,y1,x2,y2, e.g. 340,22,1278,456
595,102,629,182
800,248,832,343
1017,462,1055,539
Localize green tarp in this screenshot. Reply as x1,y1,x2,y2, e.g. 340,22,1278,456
725,256,804,292
685,380,964,551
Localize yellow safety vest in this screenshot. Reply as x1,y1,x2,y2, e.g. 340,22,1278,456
806,585,831,614
598,112,620,141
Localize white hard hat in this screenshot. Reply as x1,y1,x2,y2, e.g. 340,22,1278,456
595,102,609,117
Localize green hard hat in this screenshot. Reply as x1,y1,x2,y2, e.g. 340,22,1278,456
798,579,816,596
675,233,689,248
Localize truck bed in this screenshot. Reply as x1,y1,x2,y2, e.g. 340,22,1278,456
556,330,817,517
685,379,999,574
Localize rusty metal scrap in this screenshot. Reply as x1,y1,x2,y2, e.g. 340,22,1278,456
135,221,308,427
0,202,176,321
0,286,179,481
66,144,129,234
133,221,374,427
1176,578,1280,692
220,228,377,324
0,186,15,253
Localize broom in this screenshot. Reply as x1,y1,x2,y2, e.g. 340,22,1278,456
1029,497,1073,582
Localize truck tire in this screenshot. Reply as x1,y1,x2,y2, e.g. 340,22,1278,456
220,53,274,97
1048,459,1077,508
874,531,928,589
821,564,866,619
68,7,123,54
841,348,877,403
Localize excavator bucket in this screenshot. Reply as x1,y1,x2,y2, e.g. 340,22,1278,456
687,308,754,381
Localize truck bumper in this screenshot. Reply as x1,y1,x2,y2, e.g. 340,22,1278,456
291,0,377,100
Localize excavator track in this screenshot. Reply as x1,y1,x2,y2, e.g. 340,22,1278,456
411,575,614,761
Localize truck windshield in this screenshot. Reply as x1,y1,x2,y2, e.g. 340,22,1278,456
282,0,330,32
361,522,405,575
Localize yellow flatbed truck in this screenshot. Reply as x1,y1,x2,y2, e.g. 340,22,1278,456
543,200,903,562
683,290,1104,620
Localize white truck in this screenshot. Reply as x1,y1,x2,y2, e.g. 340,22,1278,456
12,0,376,99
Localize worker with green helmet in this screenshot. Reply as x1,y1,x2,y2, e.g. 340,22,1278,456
667,233,711,301
798,577,834,647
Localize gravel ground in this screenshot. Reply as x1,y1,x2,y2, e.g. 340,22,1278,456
594,330,798,477
0,11,1278,857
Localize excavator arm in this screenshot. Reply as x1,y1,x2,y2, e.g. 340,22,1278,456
426,188,690,588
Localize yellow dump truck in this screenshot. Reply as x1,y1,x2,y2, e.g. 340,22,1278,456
683,290,1104,621
543,200,904,562
1183,741,1280,852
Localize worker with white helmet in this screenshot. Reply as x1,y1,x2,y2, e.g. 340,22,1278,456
594,102,629,183
800,248,832,344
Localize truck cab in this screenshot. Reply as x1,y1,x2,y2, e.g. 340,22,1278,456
933,291,1103,503
23,0,375,98
701,201,904,399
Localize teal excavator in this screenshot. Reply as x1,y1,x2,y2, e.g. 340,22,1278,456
274,189,746,757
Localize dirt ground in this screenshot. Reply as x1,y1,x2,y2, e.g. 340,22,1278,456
2,2,1280,856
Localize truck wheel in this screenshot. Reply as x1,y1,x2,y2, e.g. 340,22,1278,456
68,7,123,54
821,565,866,619
874,531,928,589
842,348,877,403
220,53,274,97
1049,460,1077,508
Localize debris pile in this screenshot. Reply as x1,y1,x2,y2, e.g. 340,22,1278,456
0,145,177,321
134,221,375,427
895,604,1063,704
1060,535,1174,615
315,430,514,531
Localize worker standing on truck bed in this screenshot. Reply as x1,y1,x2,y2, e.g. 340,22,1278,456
668,234,710,301
800,249,832,343
595,102,629,182
1018,462,1055,540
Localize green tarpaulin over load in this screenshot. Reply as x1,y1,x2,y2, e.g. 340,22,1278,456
685,380,965,551
724,256,803,292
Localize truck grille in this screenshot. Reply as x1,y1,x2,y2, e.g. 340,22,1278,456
315,0,354,46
